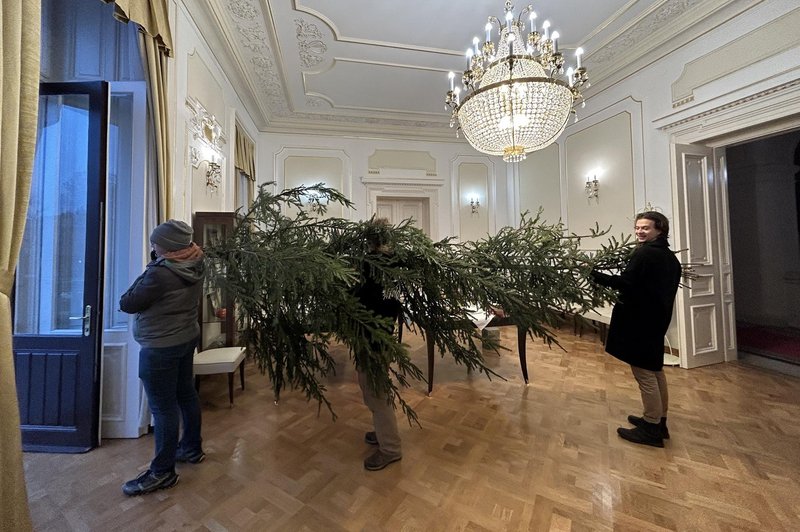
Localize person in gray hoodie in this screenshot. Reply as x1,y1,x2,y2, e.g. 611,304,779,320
119,219,206,496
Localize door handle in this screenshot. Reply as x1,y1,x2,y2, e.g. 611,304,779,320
68,304,92,336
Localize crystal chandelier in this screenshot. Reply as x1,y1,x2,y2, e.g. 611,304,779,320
445,1,589,162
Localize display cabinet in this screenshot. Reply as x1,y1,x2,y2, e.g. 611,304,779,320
193,211,238,351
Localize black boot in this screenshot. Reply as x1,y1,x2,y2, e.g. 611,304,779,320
627,415,669,439
617,420,664,448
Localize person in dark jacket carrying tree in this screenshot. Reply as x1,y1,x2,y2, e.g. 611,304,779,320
119,219,206,495
590,211,681,448
353,218,403,471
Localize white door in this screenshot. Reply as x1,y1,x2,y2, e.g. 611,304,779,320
715,149,738,363
673,143,731,368
375,196,431,236
101,81,149,438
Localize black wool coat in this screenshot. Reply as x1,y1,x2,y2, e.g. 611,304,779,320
591,237,681,371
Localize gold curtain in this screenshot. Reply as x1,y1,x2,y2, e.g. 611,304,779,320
103,0,173,219
235,125,256,181
103,0,172,54
0,1,41,530
140,34,171,219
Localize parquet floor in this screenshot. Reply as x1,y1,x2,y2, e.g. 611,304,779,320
24,325,800,531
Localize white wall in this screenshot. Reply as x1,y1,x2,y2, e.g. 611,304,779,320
170,0,261,221
258,132,508,242
556,0,800,352
565,0,800,230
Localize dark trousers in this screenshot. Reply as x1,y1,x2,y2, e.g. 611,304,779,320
139,337,202,474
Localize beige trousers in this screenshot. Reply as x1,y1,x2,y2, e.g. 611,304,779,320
357,370,402,457
631,366,669,424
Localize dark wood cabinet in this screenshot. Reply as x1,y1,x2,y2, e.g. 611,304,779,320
193,211,238,351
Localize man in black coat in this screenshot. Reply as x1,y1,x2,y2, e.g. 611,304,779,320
591,211,681,447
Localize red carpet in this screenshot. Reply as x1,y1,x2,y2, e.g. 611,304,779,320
737,323,800,364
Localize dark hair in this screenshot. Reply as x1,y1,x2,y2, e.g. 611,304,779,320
365,217,392,251
635,211,670,238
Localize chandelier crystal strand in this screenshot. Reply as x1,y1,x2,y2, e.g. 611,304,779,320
446,1,589,162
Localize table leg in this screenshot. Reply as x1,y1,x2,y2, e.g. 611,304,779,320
518,327,529,384
426,331,435,396
397,314,404,343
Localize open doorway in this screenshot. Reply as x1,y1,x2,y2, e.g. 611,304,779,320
726,129,800,372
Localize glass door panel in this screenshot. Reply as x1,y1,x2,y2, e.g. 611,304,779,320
15,94,90,335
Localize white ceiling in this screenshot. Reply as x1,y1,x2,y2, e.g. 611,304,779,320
192,0,733,141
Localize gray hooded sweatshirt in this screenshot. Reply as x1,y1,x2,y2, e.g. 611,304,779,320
120,255,206,348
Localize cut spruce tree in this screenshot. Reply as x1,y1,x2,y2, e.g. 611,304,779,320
205,183,634,423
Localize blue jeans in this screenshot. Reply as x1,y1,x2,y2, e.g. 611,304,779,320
139,337,202,474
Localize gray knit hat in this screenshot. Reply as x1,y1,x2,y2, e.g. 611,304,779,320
150,219,193,251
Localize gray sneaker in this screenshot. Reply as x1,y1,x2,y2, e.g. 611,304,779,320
122,469,179,496
364,450,401,471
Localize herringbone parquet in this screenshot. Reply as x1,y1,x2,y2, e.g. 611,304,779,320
23,325,800,531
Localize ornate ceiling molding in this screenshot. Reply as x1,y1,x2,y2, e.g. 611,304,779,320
654,79,800,145
209,0,757,139
294,18,327,68
226,0,290,116
590,0,704,68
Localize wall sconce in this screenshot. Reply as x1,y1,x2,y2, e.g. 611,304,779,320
206,161,221,193
303,191,322,205
470,196,481,214
585,175,599,200
187,96,227,195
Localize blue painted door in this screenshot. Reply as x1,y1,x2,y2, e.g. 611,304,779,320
13,81,108,452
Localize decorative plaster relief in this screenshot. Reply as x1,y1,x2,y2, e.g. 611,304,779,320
590,0,703,68
186,96,227,194
186,96,227,155
228,0,257,20
671,7,800,107
367,149,437,176
361,170,444,187
220,0,450,132
225,0,290,116
295,18,327,68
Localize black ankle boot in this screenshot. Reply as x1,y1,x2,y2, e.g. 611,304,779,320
627,415,670,439
617,421,664,448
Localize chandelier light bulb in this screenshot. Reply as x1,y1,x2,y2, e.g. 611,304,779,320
575,47,584,69
542,20,550,40
566,66,574,87
485,22,492,42
551,31,559,53
529,10,537,32
473,36,481,55
448,71,455,91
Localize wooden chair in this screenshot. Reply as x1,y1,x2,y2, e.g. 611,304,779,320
194,347,246,406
